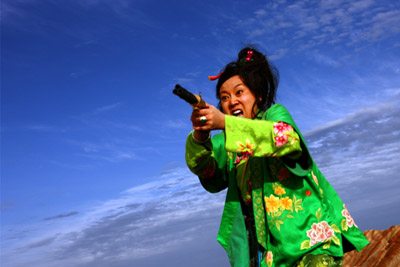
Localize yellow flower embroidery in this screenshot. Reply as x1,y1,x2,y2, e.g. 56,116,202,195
236,138,256,154
274,186,286,196
280,196,293,210
267,183,304,231
265,195,280,215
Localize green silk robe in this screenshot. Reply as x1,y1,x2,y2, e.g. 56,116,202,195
185,104,369,267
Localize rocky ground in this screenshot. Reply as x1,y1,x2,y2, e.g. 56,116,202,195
343,225,400,266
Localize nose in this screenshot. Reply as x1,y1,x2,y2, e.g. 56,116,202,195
229,95,239,108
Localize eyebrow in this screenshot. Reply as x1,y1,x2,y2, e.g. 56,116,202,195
220,83,245,94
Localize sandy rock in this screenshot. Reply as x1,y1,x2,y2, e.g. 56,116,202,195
343,225,400,267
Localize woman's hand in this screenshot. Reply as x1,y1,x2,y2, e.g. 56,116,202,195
190,103,225,133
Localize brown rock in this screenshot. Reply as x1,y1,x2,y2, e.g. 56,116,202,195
343,225,400,267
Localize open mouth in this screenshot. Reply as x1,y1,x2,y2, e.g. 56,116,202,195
232,109,243,117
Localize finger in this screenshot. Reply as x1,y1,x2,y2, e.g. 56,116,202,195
196,108,211,116
193,125,210,132
191,110,203,119
191,111,198,120
191,115,206,127
196,103,210,109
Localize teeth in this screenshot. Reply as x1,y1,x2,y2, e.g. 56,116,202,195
233,110,242,115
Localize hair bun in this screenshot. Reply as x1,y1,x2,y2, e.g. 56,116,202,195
237,47,266,64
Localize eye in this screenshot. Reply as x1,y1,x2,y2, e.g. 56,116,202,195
236,90,243,96
220,95,229,101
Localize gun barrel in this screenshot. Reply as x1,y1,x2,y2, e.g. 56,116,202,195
173,84,199,105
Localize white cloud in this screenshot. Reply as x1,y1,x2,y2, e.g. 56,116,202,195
227,0,400,55
94,102,122,113
163,120,190,129
248,28,267,39
25,124,68,132
0,0,33,26
305,100,400,189
68,139,142,163
368,10,400,39
43,212,79,221
269,48,289,60
174,77,194,84
311,52,339,67
254,9,266,17
319,0,344,11
1,167,227,267
304,101,397,136
348,0,374,13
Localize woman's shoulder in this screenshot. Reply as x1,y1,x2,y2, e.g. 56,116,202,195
266,103,289,113
264,104,294,123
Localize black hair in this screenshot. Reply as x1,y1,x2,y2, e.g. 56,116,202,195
216,47,279,115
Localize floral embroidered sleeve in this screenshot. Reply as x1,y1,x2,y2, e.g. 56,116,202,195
185,131,229,193
225,115,302,159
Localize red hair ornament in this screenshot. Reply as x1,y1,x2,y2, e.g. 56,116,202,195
246,50,253,61
208,71,224,81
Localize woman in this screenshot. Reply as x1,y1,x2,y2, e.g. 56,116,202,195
185,47,369,267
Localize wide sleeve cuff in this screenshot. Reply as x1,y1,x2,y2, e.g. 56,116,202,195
185,130,213,176
224,115,302,159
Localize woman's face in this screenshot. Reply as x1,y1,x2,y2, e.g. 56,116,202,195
219,75,258,119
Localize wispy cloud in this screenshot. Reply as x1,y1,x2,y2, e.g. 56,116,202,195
162,119,190,129
2,0,160,39
18,236,59,252
185,71,201,77
43,212,79,221
304,99,400,227
0,0,32,26
78,0,160,29
70,139,141,163
174,77,194,85
74,102,146,132
81,102,122,117
0,202,16,211
94,102,122,113
24,124,68,133
222,0,400,57
311,52,339,67
365,9,400,41
269,48,288,60
1,168,226,267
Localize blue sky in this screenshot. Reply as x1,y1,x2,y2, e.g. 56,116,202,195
1,0,400,266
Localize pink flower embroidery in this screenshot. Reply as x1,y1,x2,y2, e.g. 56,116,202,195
311,171,319,186
265,251,273,267
274,134,288,147
235,152,252,164
273,121,297,148
342,204,357,228
306,221,335,246
235,155,241,164
273,121,294,135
